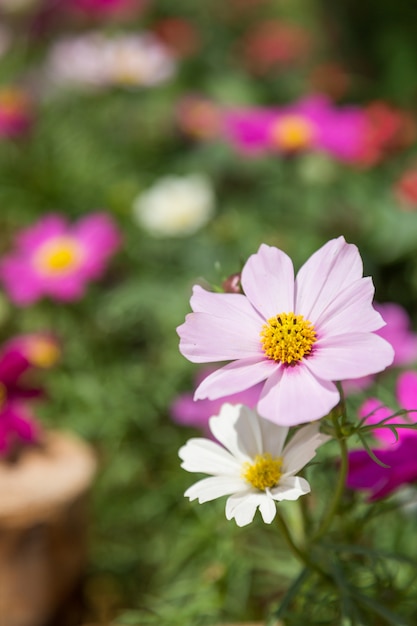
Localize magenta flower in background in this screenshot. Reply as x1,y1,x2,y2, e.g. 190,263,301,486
0,344,44,455
0,212,121,305
177,237,394,426
224,95,367,162
171,368,263,436
347,371,417,500
343,301,417,394
5,333,60,369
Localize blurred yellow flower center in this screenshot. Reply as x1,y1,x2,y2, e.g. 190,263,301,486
0,382,7,409
26,339,60,368
271,115,315,151
0,88,28,114
243,453,282,491
34,237,84,276
260,312,317,364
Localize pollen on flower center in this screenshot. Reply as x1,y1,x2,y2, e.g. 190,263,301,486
270,114,315,151
243,453,283,491
33,237,84,276
260,312,317,365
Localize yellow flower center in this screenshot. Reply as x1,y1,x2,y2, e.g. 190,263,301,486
0,382,7,409
243,453,283,491
25,338,60,368
270,114,315,151
0,88,28,114
33,237,84,276
260,312,317,365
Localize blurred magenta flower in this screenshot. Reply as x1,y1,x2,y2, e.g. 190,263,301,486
224,95,367,161
0,344,44,455
343,302,417,394
177,237,394,426
171,368,263,436
0,87,33,139
347,371,417,500
0,212,121,305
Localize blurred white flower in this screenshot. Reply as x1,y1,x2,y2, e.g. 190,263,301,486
132,174,215,237
44,32,176,90
179,403,329,526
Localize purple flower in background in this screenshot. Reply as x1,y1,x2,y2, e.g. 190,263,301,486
0,212,121,305
224,95,367,162
347,371,417,500
171,368,263,436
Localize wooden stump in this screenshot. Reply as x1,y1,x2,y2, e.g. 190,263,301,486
0,431,97,626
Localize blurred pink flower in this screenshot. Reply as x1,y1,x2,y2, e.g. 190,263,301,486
224,95,367,162
5,333,60,369
343,302,417,394
0,212,121,305
0,87,33,139
177,237,394,426
176,95,222,141
394,166,417,210
347,371,417,500
171,368,263,436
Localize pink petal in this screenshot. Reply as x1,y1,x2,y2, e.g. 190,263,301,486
257,364,339,425
306,333,394,381
190,285,264,323
295,237,364,321
177,306,263,363
194,357,276,400
241,244,295,319
315,277,384,335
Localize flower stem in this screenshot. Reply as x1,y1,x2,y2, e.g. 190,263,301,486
275,510,329,581
310,412,349,544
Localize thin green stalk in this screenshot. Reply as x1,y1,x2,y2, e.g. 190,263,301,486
275,510,329,581
311,413,349,544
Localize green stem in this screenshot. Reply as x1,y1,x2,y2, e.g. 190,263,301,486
275,510,329,581
311,414,349,544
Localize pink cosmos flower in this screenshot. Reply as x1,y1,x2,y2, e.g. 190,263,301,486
171,368,263,436
177,237,394,426
0,212,121,305
347,371,417,500
224,95,367,162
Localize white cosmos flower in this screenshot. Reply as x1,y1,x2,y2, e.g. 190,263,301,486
44,32,176,90
179,403,329,527
133,174,215,237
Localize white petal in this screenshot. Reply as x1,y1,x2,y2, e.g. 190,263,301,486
179,438,241,476
258,495,278,523
184,475,246,503
282,423,330,475
209,404,263,462
258,414,289,458
225,491,266,526
270,476,311,501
